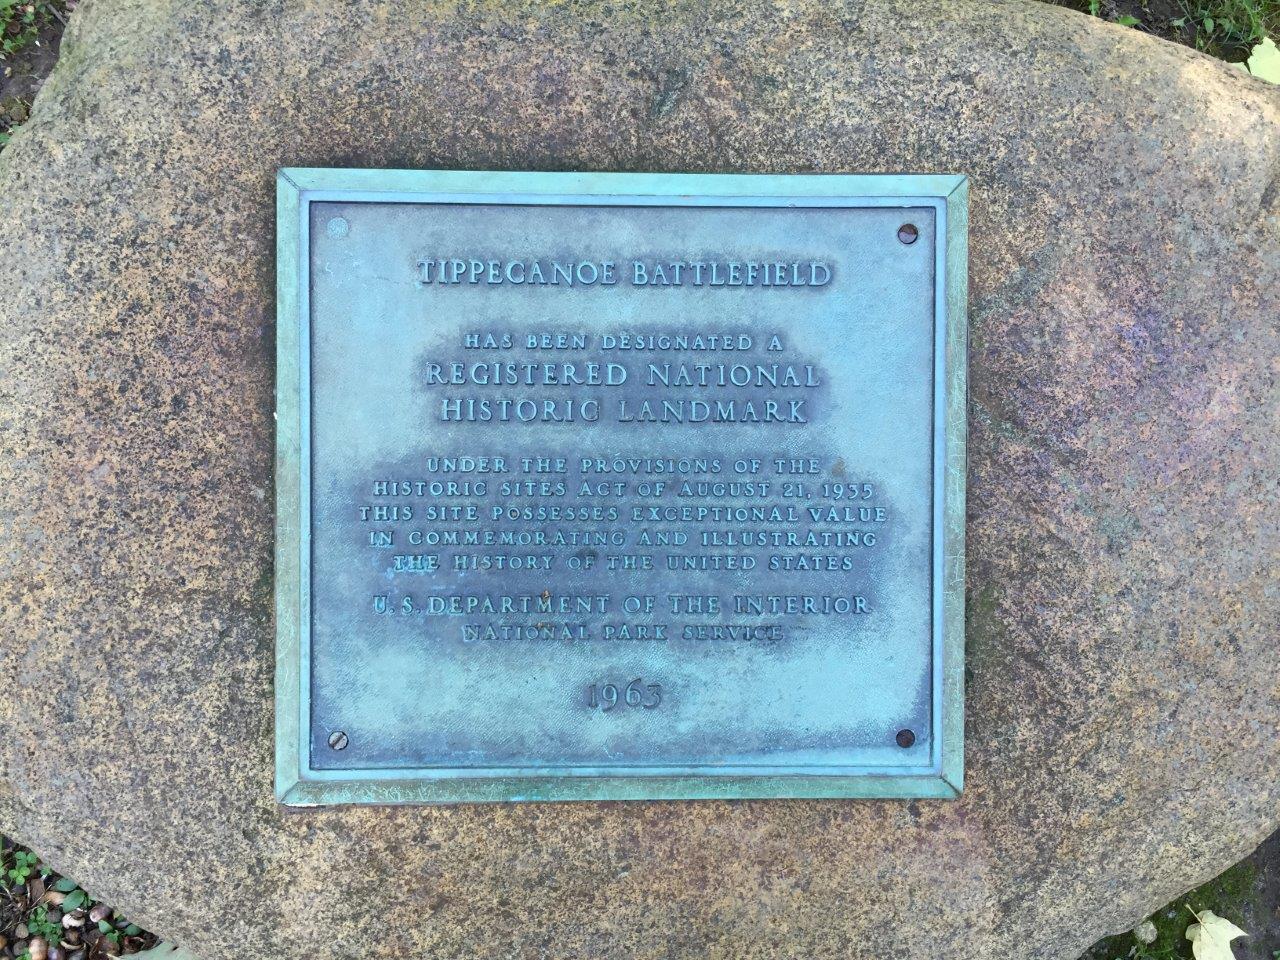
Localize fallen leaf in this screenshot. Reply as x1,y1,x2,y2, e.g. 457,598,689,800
1186,907,1248,960
62,888,87,910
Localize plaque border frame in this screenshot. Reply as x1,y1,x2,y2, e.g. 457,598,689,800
275,169,968,806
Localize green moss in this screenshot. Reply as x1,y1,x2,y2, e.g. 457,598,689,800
1084,859,1260,960
965,581,1005,658
251,554,275,619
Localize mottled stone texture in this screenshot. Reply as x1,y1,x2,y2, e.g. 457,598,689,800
0,1,1276,957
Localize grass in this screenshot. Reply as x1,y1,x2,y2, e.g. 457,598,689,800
1183,0,1280,57
1065,0,1280,63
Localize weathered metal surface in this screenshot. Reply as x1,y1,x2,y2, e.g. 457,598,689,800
275,170,967,804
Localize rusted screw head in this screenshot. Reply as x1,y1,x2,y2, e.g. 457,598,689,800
897,223,919,245
328,730,349,751
895,729,916,748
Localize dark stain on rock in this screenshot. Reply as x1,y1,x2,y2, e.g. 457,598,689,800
650,66,690,120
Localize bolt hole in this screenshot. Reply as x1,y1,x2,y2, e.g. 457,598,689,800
897,223,919,245
328,730,349,751
895,729,916,748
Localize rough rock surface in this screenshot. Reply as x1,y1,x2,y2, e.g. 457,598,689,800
0,1,1277,958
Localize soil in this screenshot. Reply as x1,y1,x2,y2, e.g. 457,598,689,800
0,5,67,142
1,837,159,959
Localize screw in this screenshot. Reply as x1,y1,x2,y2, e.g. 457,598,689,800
897,223,919,245
328,730,349,751
895,729,916,748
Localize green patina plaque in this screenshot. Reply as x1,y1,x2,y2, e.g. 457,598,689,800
275,169,967,805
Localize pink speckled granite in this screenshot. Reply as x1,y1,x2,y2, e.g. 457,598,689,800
0,1,1276,957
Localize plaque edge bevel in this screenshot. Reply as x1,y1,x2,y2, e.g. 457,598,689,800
273,169,968,807
275,170,306,805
